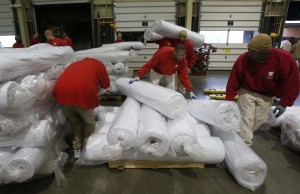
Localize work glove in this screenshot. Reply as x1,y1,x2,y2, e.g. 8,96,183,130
273,105,286,118
190,91,197,100
129,77,140,84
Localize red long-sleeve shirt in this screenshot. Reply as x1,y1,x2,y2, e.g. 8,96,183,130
30,38,40,46
115,39,125,43
53,58,110,109
226,48,300,106
12,42,24,48
46,38,69,46
155,38,172,48
137,46,193,92
64,37,73,47
172,39,196,68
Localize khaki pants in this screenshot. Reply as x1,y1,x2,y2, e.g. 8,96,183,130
62,105,95,150
150,70,175,90
238,88,273,144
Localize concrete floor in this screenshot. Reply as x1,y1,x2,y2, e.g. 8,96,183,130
1,71,300,194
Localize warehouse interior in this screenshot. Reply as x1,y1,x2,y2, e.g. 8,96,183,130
0,0,300,194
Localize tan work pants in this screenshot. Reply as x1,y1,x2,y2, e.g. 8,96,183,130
238,88,273,144
62,105,96,150
150,70,176,90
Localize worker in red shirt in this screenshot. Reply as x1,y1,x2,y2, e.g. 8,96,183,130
30,32,40,46
53,58,110,158
12,35,24,48
155,38,172,48
172,30,196,68
62,32,73,47
226,34,300,146
45,29,69,46
115,31,125,43
129,44,197,99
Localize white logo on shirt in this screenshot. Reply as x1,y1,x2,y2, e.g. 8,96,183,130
266,72,274,79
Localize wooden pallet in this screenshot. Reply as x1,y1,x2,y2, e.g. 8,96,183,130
108,160,205,169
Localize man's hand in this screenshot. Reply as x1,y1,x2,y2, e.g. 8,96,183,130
273,105,286,118
190,91,197,99
129,77,140,84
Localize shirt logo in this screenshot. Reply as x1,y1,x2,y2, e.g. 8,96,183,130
266,72,274,79
174,64,178,69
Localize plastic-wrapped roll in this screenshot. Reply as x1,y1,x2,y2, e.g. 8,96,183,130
102,41,144,51
116,78,187,119
51,106,67,126
188,100,240,131
85,133,108,161
136,105,170,157
211,127,267,191
109,75,118,93
194,123,211,137
267,106,300,128
94,105,119,121
0,81,19,110
45,65,65,80
104,62,114,74
0,115,33,137
19,75,47,97
98,112,116,123
151,20,205,47
168,116,198,156
281,114,300,151
144,28,164,41
113,62,127,75
75,46,119,55
0,148,18,172
105,97,140,159
75,50,137,63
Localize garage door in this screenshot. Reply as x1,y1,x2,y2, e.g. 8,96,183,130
31,0,90,5
199,1,263,70
115,2,176,69
0,0,15,35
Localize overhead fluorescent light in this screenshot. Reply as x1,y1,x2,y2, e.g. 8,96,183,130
285,20,300,24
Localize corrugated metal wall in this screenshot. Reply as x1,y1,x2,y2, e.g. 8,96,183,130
199,0,263,70
114,1,176,68
0,0,15,35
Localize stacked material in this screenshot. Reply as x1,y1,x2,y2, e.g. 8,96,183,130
0,45,71,185
75,42,142,93
266,106,300,127
143,20,205,48
281,114,300,151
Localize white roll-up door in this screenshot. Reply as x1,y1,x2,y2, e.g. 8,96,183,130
31,0,90,5
0,0,15,35
199,1,263,70
115,2,176,69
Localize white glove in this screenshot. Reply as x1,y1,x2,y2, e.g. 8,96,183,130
190,91,197,99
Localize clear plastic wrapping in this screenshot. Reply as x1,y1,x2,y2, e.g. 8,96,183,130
281,114,300,151
102,41,144,51
144,28,164,41
75,50,137,63
188,100,240,131
116,77,188,119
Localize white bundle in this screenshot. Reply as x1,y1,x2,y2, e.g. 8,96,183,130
152,20,205,47
0,148,17,173
0,120,56,147
109,75,118,93
45,65,65,80
75,45,119,55
104,62,114,74
105,97,141,160
188,100,240,131
0,43,74,83
136,105,170,157
102,41,144,51
116,78,188,119
168,116,198,156
281,114,300,151
194,123,211,137
212,127,267,191
0,81,19,111
98,112,116,123
85,133,108,161
144,28,164,41
113,62,127,75
267,106,300,127
75,50,137,63
0,115,33,136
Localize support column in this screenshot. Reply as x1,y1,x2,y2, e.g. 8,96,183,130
185,0,193,30
15,0,30,47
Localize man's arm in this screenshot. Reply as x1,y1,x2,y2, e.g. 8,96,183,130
177,60,193,92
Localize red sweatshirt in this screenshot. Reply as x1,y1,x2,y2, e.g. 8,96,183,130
30,38,40,46
47,38,69,46
53,58,110,109
12,42,24,48
226,48,300,106
64,37,73,47
172,39,196,68
155,38,172,48
115,39,125,43
137,47,193,92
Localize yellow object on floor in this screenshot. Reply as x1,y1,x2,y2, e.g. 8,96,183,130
203,89,226,94
209,94,238,100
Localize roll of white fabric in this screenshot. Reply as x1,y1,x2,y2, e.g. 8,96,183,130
194,123,211,137
95,122,111,134
168,116,198,156
106,97,141,152
267,106,300,127
102,41,144,51
45,65,65,80
0,120,56,147
0,115,32,136
19,75,47,97
0,81,19,110
0,148,17,172
75,45,119,55
281,114,300,151
104,62,114,74
136,104,170,157
189,115,204,125
144,28,164,41
0,44,74,83
151,20,205,47
75,50,137,63
98,112,116,123
1,147,46,183
112,62,127,75
85,133,108,161
188,100,240,131
94,105,119,121
212,127,267,191
116,77,188,119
